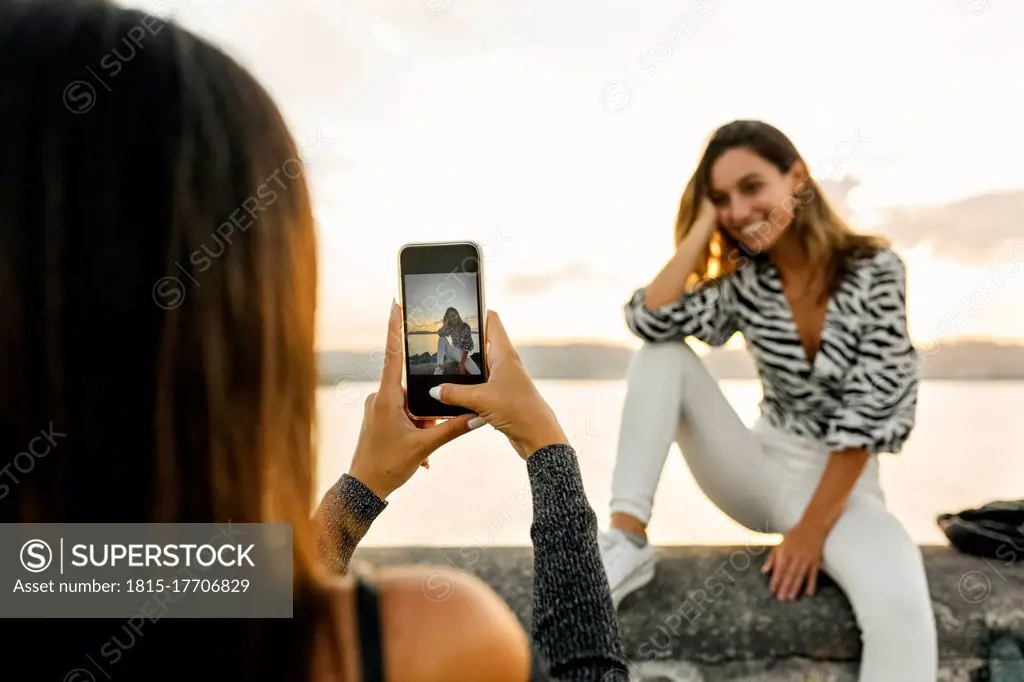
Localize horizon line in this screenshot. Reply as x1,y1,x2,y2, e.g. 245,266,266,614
318,334,1024,354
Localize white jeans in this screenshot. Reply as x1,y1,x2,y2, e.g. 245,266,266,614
437,335,481,375
610,342,937,682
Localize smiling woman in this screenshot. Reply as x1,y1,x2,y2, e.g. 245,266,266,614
602,120,938,682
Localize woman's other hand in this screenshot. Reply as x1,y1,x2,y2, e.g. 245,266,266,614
761,520,828,601
347,302,481,500
695,195,718,233
688,195,720,246
430,311,567,460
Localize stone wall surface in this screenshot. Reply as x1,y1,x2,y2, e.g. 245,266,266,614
354,545,1024,681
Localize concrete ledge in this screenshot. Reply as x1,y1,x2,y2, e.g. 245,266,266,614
353,545,1024,681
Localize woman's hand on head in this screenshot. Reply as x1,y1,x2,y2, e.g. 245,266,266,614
694,195,718,236
430,310,567,461
347,302,481,500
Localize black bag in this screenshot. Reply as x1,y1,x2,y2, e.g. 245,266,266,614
937,499,1024,561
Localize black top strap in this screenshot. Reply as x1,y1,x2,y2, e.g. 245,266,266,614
354,575,385,682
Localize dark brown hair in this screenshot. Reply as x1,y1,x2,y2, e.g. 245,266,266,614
0,1,337,678
674,119,888,299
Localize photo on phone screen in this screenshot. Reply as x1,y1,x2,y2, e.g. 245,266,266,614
399,242,487,419
404,273,483,377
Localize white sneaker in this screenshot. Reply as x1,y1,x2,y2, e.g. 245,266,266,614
598,528,656,608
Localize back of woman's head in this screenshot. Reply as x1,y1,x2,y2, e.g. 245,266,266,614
0,2,331,677
0,0,317,528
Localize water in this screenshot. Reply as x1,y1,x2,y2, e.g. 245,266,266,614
406,332,482,357
315,381,1024,547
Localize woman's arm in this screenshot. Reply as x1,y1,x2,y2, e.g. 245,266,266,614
823,249,919,456
314,474,387,575
763,250,919,601
525,444,630,681
643,206,717,307
314,444,628,680
625,198,750,347
423,311,630,680
625,268,740,347
805,252,916,529
315,444,629,681
317,299,477,576
797,447,870,533
455,324,475,351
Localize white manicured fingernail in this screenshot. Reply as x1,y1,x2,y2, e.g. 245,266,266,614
467,416,486,430
429,386,441,400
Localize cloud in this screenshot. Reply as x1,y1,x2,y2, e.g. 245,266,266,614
806,177,1023,268
505,261,625,295
504,182,1024,296
875,188,1024,265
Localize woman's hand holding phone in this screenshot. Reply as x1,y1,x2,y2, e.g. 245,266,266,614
430,310,568,461
346,301,482,500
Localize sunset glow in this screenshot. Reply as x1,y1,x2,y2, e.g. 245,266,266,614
124,0,1024,350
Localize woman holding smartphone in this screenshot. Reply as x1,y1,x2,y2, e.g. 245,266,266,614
1,3,627,681
320,306,628,681
598,120,937,681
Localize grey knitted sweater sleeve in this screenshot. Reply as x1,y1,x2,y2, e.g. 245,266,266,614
315,443,630,682
314,473,387,576
524,444,631,681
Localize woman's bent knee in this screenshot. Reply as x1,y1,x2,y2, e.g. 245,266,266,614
628,341,701,378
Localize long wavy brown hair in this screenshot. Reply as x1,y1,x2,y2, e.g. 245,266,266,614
674,120,888,299
443,307,470,331
0,1,338,678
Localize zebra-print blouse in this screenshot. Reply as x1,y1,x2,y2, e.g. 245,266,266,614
625,248,919,456
438,322,475,353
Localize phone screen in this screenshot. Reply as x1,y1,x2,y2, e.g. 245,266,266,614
399,242,487,419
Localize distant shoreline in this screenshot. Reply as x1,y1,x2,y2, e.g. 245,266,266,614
319,339,1024,383
318,376,1024,386
318,375,1024,385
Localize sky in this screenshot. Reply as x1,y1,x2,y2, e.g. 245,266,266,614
126,0,1024,350
404,273,480,333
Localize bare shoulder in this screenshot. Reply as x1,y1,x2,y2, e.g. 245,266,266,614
378,566,531,682
324,567,531,682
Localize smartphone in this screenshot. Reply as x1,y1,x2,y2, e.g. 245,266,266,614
398,241,488,419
